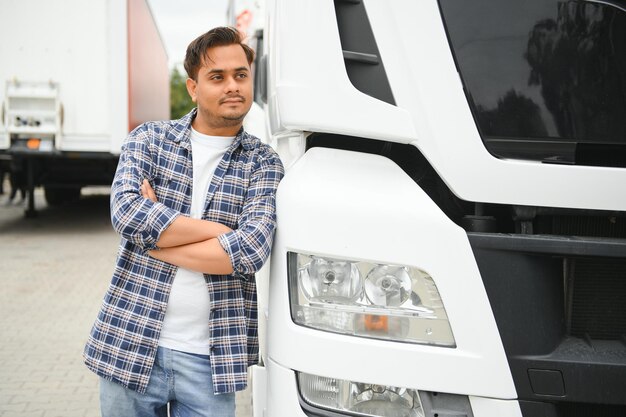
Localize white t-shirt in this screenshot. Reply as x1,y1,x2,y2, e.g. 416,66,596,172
158,127,235,355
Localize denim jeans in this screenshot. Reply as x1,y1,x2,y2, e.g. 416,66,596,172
100,347,236,417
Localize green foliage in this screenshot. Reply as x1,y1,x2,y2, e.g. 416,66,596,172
170,67,194,119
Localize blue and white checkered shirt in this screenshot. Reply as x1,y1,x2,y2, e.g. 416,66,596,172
84,109,284,394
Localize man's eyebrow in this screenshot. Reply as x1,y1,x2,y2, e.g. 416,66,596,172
206,67,249,74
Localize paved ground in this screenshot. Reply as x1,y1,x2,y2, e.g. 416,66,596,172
0,186,252,417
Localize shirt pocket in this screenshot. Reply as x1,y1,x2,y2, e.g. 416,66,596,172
152,174,172,200
205,173,248,226
152,173,191,214
152,143,192,212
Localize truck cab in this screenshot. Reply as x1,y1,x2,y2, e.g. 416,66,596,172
253,0,626,416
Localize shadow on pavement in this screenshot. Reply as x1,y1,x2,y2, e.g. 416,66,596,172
0,191,113,236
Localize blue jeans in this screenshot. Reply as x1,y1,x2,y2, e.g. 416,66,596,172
100,347,236,417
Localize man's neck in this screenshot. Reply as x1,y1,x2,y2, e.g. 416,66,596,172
191,118,242,137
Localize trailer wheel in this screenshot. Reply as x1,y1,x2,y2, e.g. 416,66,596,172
44,187,81,206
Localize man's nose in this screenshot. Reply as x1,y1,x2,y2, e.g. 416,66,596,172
224,76,239,93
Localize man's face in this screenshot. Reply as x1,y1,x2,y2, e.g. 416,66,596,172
186,44,253,134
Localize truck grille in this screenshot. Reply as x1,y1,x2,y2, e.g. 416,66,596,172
570,258,626,340
557,402,626,417
469,232,626,406
537,215,626,238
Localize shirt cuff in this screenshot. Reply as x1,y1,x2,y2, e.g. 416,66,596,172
142,202,180,251
217,230,242,275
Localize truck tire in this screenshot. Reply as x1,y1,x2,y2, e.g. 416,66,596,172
44,187,81,206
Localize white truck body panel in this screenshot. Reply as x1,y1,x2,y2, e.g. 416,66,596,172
1,0,168,157
268,148,516,399
107,0,131,156
267,0,626,212
1,0,168,216
0,0,127,154
266,0,416,143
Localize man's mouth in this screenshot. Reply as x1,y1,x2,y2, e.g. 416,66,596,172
220,96,245,104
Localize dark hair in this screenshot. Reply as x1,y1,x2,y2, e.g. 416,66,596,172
184,26,255,81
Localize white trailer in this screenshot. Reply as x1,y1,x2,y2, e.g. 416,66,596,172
0,0,169,216
254,0,626,416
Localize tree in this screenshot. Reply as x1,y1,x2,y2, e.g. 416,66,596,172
476,89,547,138
170,67,194,119
525,2,626,141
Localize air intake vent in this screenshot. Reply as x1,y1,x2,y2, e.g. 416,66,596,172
536,215,626,238
521,401,626,417
570,258,626,340
334,0,395,105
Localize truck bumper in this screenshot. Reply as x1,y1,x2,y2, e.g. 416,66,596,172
261,358,522,417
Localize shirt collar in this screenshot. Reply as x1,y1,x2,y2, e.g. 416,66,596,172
168,108,255,151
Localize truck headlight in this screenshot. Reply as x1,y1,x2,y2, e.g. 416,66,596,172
298,371,424,417
301,256,362,302
288,252,455,347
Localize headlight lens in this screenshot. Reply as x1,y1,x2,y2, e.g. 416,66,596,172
364,265,412,307
298,372,424,417
289,252,455,346
300,257,362,303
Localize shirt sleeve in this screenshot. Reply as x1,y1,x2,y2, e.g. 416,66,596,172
110,126,180,250
218,150,285,276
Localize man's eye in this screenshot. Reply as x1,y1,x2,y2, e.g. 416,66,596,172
236,73,248,79
211,75,223,81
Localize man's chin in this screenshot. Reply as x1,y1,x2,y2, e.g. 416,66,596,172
198,107,249,129
221,112,247,123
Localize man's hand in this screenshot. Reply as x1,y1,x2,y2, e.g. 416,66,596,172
139,178,233,269
141,179,157,202
148,238,234,275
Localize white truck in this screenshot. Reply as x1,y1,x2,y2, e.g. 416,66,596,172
253,0,626,416
0,0,169,216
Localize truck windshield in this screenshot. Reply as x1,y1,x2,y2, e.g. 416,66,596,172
439,0,626,166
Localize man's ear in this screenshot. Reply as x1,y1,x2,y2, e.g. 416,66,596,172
186,78,197,103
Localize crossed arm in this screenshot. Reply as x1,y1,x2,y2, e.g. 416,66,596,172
140,179,234,275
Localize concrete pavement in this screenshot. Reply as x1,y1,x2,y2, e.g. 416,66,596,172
0,186,252,417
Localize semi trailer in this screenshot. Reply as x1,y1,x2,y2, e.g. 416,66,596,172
0,0,169,216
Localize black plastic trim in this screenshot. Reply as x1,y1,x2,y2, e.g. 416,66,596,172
510,340,626,404
468,233,626,258
2,149,118,160
252,29,267,105
484,139,626,168
299,398,350,417
334,0,395,105
468,233,626,406
520,400,626,417
342,50,379,65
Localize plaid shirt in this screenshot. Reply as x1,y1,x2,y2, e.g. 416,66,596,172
83,109,284,394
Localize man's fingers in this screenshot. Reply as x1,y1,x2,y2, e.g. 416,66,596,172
140,180,149,198
146,186,157,202
141,179,158,202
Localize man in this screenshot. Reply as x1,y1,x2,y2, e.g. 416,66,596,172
84,27,284,417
